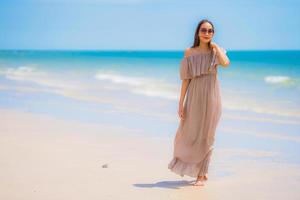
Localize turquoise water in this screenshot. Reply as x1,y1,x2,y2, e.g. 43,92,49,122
0,49,299,163
0,50,299,118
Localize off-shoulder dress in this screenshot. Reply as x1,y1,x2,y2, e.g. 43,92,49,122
168,47,227,177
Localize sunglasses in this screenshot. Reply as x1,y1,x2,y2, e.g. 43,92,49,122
200,28,214,34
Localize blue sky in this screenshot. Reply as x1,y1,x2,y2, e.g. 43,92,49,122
0,0,299,50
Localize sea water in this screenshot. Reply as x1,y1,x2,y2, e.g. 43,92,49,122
0,50,299,163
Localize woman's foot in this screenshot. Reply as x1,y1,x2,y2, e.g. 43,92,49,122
193,176,205,186
193,179,204,186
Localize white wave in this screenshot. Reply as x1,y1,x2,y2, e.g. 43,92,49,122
94,71,300,118
0,66,178,122
222,94,300,118
95,71,179,100
1,66,299,119
0,66,45,81
95,72,144,86
0,66,84,90
264,76,291,84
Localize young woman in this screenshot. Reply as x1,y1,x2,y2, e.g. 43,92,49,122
168,19,230,186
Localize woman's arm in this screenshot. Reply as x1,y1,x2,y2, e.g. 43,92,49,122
210,43,230,67
179,79,190,106
178,79,190,120
214,46,230,67
178,47,192,120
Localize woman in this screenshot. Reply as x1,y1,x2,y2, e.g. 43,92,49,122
168,19,230,186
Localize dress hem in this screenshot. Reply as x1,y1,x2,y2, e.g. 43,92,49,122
168,148,213,178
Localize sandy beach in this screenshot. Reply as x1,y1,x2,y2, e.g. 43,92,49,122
1,108,299,200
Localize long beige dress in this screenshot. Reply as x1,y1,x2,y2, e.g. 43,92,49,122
168,47,227,178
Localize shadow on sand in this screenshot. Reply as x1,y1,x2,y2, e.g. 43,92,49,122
133,180,195,189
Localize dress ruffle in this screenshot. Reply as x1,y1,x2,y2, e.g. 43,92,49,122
179,47,227,80
168,148,213,178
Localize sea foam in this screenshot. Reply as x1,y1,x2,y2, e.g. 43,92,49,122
264,76,291,84
95,71,179,100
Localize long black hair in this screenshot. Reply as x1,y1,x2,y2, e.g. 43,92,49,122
191,19,215,49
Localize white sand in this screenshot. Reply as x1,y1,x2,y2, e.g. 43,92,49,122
0,109,299,200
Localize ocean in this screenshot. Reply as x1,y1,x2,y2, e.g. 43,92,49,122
0,50,299,163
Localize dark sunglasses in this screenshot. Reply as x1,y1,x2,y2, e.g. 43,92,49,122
200,28,214,34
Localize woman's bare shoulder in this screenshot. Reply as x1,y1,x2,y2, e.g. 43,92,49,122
184,47,193,57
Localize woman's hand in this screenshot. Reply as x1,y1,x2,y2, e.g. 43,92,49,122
178,103,185,120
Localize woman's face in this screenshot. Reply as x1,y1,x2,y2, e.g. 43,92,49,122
198,22,214,43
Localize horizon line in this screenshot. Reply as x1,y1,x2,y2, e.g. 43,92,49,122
0,48,300,51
